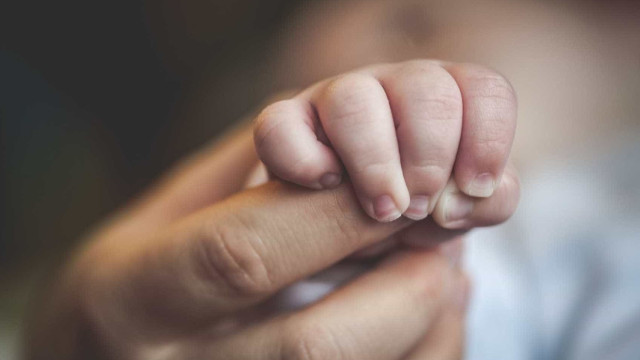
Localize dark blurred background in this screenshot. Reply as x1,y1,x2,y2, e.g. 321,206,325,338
1,1,303,356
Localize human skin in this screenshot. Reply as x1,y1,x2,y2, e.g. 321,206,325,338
22,0,640,357
25,114,519,359
47,0,635,357
254,60,517,224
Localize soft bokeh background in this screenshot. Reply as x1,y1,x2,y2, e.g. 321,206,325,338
2,0,639,359
1,1,302,357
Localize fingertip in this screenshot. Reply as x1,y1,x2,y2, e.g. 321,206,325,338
276,160,338,190
432,182,474,230
355,184,412,223
403,195,430,221
440,193,474,229
372,195,403,222
434,164,519,229
461,172,498,198
253,98,344,190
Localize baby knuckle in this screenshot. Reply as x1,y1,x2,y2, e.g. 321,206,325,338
423,92,463,121
327,73,380,98
472,131,513,157
395,63,463,120
467,69,517,111
399,59,440,71
397,60,451,85
321,73,382,121
254,100,297,151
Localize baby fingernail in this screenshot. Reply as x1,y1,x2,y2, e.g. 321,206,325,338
320,172,342,188
443,193,474,224
466,173,495,198
404,195,429,220
373,195,401,222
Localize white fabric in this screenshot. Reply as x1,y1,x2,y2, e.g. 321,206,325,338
466,142,640,360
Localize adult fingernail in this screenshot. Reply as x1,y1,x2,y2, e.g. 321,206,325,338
320,172,342,188
442,193,474,225
404,195,429,220
373,195,401,222
466,173,495,198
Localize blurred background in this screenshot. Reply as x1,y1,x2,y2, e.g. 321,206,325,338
0,1,300,357
1,0,639,359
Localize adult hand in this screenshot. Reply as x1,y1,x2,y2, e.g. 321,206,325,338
26,123,518,360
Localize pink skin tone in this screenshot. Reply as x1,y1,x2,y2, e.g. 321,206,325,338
254,60,517,223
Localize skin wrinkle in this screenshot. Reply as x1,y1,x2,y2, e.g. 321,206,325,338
381,72,461,133
282,324,331,360
198,212,274,298
318,75,388,128
233,211,276,290
254,103,294,153
286,151,326,181
322,193,373,253
292,186,362,259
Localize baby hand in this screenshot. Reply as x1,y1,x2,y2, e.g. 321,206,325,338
254,60,517,222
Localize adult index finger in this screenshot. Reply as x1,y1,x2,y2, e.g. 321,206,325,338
84,181,411,335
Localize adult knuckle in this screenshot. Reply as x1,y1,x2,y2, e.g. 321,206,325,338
194,217,273,297
75,248,136,351
281,318,348,360
407,257,450,304
301,186,363,250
